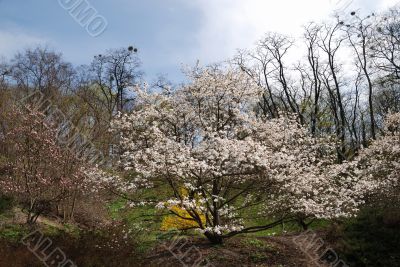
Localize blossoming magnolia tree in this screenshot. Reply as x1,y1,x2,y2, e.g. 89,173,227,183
0,105,140,224
329,113,400,204
111,67,363,244
0,107,88,223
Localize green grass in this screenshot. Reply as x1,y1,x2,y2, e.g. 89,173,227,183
0,224,29,242
242,237,267,249
107,182,334,250
62,223,81,237
250,252,268,262
106,185,171,253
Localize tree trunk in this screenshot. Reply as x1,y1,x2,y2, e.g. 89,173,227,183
298,219,308,231
204,232,224,245
69,188,78,221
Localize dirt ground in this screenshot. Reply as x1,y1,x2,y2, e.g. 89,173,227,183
0,232,332,267
144,235,327,267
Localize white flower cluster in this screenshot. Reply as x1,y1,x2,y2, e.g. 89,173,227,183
198,225,244,235
82,167,152,194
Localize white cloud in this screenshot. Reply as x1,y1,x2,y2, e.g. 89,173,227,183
188,0,398,64
0,29,50,60
379,0,400,9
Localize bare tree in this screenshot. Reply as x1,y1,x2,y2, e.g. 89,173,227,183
346,12,377,139
90,47,142,115
0,60,10,88
318,19,348,161
371,6,400,81
10,47,74,97
234,48,279,118
235,33,305,122
303,23,325,136
258,33,302,118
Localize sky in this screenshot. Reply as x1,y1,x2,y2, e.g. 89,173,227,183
0,0,398,83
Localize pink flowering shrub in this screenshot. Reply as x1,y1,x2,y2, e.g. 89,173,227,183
0,107,86,223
